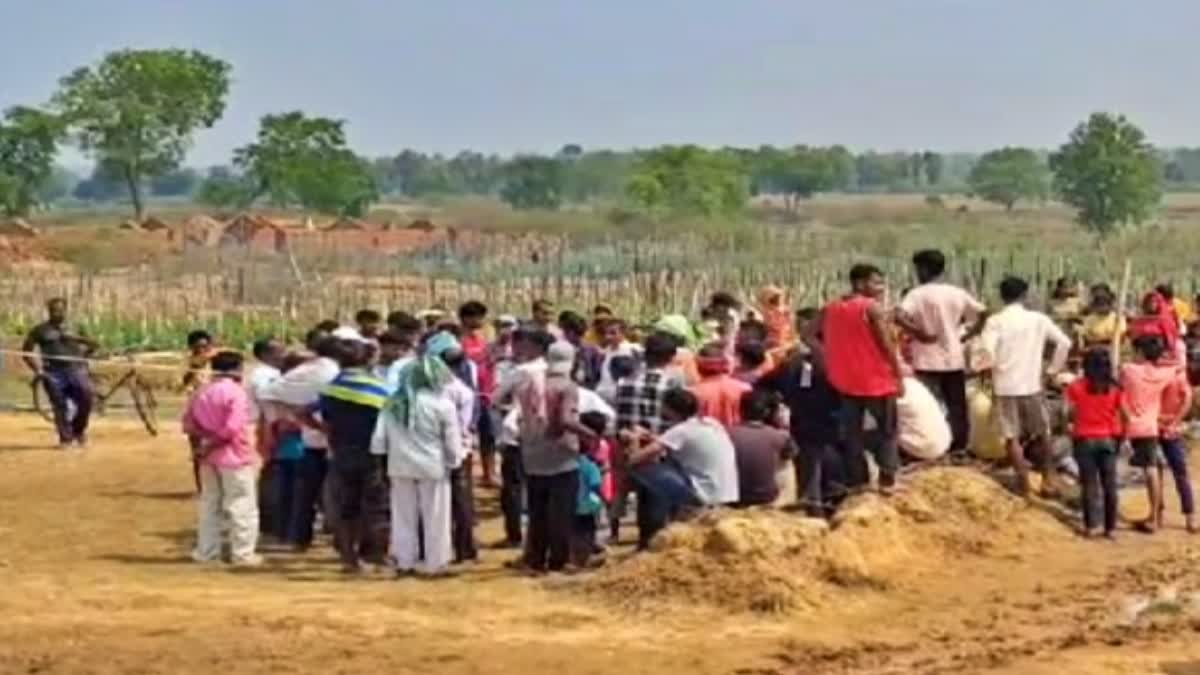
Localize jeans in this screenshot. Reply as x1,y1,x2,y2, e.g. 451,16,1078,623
500,444,525,545
1073,439,1118,533
289,447,328,548
42,367,94,444
525,470,579,571
273,459,299,541
450,455,478,561
1161,436,1195,515
630,460,702,549
839,395,900,488
915,370,968,451
796,440,851,517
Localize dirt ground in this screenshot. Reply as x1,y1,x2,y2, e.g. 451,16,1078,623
2,414,1200,675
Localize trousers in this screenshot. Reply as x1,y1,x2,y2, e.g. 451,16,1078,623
289,448,328,548
499,444,525,545
450,455,478,561
1073,440,1118,533
915,370,969,451
839,395,900,489
525,470,579,571
390,477,452,574
42,367,94,444
1160,436,1195,515
195,463,259,563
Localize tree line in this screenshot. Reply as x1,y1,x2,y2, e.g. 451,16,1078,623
0,48,1176,235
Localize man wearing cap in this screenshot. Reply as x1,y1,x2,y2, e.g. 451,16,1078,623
514,336,597,572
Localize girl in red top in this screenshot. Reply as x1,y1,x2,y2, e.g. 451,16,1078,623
1064,348,1125,539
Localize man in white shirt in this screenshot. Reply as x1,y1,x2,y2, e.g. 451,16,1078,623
897,249,987,454
980,276,1071,495
246,338,285,537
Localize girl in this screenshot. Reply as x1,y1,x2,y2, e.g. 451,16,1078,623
1064,349,1123,538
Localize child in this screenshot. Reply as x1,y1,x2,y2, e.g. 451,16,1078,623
1065,349,1123,539
183,329,216,394
182,350,260,566
573,411,612,568
1158,361,1195,533
1121,335,1178,533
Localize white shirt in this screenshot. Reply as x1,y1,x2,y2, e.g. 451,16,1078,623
261,356,339,449
244,363,281,422
494,358,546,447
897,377,951,460
374,354,414,394
445,377,477,457
980,304,1071,397
899,282,985,372
371,389,463,480
659,416,740,505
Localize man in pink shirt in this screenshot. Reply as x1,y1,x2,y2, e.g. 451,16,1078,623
897,249,987,453
182,351,261,566
689,343,752,429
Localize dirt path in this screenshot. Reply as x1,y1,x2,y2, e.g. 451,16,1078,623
0,414,1198,675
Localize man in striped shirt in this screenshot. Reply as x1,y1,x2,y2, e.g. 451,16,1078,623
302,328,390,573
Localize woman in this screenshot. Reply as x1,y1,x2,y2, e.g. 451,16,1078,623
370,347,465,577
1079,284,1126,351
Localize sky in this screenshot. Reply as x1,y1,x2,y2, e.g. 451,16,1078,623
2,0,1199,167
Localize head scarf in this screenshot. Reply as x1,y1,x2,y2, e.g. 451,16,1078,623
757,285,794,348
654,314,700,349
387,331,457,428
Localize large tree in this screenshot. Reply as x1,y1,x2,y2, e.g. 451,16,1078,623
967,147,1049,211
759,145,853,210
499,156,565,210
1050,112,1162,236
234,112,377,216
0,106,63,217
625,145,748,219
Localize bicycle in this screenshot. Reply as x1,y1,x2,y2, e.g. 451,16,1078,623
31,352,160,436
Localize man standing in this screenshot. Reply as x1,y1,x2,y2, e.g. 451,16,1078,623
896,249,987,453
981,276,1071,496
24,298,98,449
814,264,905,494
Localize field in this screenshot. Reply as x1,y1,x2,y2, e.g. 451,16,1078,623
3,414,1200,674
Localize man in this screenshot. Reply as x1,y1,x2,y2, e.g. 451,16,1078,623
386,310,424,344
690,343,752,428
729,388,796,507
531,299,562,339
375,330,415,393
515,340,597,573
183,350,260,566
627,388,737,545
428,331,480,564
896,249,987,453
260,329,341,550
355,309,383,340
813,264,905,494
459,301,499,487
24,298,98,449
246,337,285,536
182,330,216,393
303,331,390,573
559,310,604,389
980,276,1071,496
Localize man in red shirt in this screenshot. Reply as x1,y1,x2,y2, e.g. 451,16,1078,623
810,264,906,494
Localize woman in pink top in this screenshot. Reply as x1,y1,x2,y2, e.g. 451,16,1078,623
812,263,905,493
1121,335,1181,533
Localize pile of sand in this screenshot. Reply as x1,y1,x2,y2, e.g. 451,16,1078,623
588,467,1069,614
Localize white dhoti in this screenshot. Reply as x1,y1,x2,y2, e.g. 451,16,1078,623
389,477,452,574
195,464,259,563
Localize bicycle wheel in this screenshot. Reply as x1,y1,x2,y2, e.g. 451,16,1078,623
130,377,159,436
30,375,54,423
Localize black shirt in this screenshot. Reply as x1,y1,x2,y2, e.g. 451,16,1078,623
757,354,841,445
27,321,89,370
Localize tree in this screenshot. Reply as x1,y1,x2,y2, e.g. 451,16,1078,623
771,145,853,210
195,173,255,210
53,48,231,220
499,156,565,210
234,112,378,216
922,151,944,186
1050,112,1162,236
37,165,78,206
0,106,63,217
967,147,1049,211
625,145,748,219
72,160,126,202
150,168,199,197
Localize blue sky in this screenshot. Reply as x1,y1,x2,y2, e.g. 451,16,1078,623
2,0,1197,166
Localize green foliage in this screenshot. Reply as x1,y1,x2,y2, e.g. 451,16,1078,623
625,145,748,219
53,48,231,219
1050,112,1162,236
750,145,853,208
37,165,79,205
195,173,255,210
72,160,126,202
234,112,378,216
0,106,63,217
967,147,1049,211
150,168,199,197
499,155,565,210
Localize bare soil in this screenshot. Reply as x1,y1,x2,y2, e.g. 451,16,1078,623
2,414,1200,675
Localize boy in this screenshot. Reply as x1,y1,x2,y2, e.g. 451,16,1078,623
183,329,216,393
981,276,1071,496
355,309,383,340
183,350,260,566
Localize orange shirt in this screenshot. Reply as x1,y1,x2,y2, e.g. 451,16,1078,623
690,374,752,429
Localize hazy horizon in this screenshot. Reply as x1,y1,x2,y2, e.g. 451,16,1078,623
4,0,1199,167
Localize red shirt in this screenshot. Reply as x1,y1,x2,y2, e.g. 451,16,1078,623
690,374,752,429
1065,379,1123,439
822,295,899,398
461,332,495,398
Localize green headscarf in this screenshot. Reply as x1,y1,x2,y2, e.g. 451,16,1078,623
387,331,457,428
654,314,701,349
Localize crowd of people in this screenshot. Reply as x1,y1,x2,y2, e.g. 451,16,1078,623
20,246,1200,576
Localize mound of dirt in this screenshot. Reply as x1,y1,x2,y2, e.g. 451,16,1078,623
588,468,1070,614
